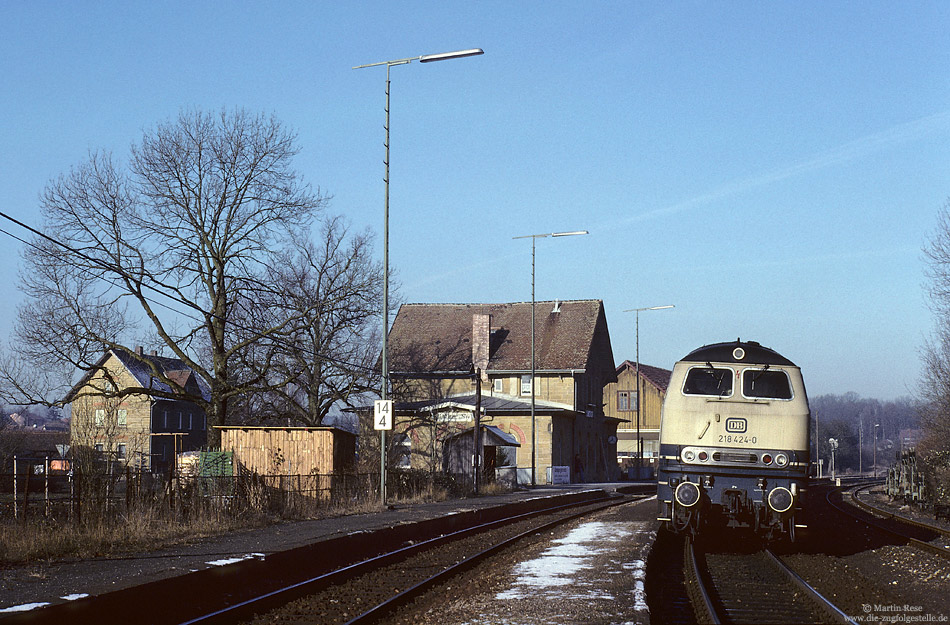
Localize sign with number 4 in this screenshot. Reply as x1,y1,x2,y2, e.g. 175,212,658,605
374,400,393,430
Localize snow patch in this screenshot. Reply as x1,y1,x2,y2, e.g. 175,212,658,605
495,521,635,600
205,552,265,567
0,602,51,613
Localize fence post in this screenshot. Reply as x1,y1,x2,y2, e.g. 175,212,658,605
22,460,32,524
12,456,17,521
69,461,74,524
45,457,50,518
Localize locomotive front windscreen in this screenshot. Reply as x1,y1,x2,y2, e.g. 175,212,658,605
683,367,733,396
742,369,792,399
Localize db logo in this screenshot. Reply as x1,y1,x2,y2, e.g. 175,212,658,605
725,418,747,433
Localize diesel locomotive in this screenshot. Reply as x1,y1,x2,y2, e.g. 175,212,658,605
656,340,810,540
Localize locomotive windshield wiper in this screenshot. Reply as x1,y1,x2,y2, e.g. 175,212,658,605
705,362,730,395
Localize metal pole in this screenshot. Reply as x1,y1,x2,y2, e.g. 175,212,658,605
380,62,391,506
512,230,587,487
474,369,482,494
530,237,536,486
859,419,863,476
635,310,641,477
355,48,483,506
873,424,879,478
623,305,673,479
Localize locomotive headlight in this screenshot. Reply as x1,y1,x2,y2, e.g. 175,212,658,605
761,453,773,465
767,486,794,513
675,481,701,507
775,453,789,467
683,450,696,462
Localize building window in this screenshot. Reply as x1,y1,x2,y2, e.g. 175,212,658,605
493,378,503,394
188,413,193,430
94,443,104,453
617,390,638,412
117,443,127,458
520,375,532,396
117,409,127,427
163,411,168,428
95,409,105,426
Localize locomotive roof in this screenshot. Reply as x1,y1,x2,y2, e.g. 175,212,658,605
680,340,796,367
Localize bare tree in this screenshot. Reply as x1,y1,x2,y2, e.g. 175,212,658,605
0,109,327,446
921,198,950,455
245,215,385,426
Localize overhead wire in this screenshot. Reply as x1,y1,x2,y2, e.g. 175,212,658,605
0,209,381,377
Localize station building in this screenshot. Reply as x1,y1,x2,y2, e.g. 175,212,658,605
385,300,622,484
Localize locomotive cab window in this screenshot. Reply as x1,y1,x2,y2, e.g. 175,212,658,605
742,369,792,399
683,366,733,397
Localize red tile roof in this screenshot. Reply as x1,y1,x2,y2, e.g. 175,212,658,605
617,360,673,392
388,300,610,374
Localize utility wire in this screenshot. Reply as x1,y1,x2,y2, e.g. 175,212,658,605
0,209,381,377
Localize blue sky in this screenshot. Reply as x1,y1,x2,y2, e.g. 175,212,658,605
1,2,948,400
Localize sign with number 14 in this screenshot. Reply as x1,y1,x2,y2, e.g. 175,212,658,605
374,400,393,430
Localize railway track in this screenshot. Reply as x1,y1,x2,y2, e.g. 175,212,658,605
684,536,854,625
0,489,639,625
186,494,643,624
852,483,950,537
826,484,950,560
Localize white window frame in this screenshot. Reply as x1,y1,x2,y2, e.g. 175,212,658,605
520,375,532,396
94,409,105,427
117,409,127,427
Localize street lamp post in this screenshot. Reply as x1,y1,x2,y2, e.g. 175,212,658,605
355,48,483,504
623,305,674,479
513,230,589,486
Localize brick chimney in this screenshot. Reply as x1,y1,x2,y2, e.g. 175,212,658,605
472,313,491,382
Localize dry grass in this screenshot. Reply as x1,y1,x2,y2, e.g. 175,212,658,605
0,476,507,565
0,507,273,565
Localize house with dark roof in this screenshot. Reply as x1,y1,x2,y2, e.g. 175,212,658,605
386,300,621,483
603,360,672,475
65,348,210,471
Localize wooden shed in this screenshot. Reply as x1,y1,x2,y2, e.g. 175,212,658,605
217,426,356,476
443,425,520,483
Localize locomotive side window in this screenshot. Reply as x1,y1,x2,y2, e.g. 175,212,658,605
683,366,733,397
742,369,792,399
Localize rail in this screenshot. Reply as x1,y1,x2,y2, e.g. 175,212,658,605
850,484,950,538
684,537,855,624
826,485,950,560
182,492,640,624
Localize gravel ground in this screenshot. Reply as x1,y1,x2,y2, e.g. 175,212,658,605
392,496,658,625
858,485,950,535
779,483,950,624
